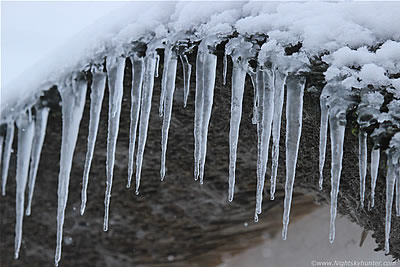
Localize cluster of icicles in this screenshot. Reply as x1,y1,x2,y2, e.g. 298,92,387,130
0,36,399,265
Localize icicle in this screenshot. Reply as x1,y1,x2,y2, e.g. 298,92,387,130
180,54,192,108
135,52,157,194
155,53,160,78
198,42,217,184
55,75,87,266
127,56,145,188
198,52,217,184
0,135,3,172
396,173,400,216
1,121,15,196
223,53,227,86
228,56,247,201
270,70,286,200
160,45,172,117
80,68,106,215
194,45,204,182
319,91,329,190
225,37,255,200
328,107,347,244
14,112,35,259
255,68,274,213
370,148,380,208
255,70,264,210
385,156,397,253
104,57,125,232
359,131,367,208
26,106,50,216
282,75,305,240
249,72,258,125
194,39,217,184
160,47,178,181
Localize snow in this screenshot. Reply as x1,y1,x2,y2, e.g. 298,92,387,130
2,2,400,120
358,64,390,87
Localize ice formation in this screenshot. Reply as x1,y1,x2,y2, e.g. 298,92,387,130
160,44,178,181
104,56,125,232
80,67,106,215
26,106,50,216
282,75,305,240
1,1,400,265
14,112,35,259
127,55,144,188
55,74,88,266
1,122,14,196
226,37,252,199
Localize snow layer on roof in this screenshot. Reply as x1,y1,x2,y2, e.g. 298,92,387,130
2,1,400,119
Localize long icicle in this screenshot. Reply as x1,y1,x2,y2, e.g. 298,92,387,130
319,92,329,190
135,52,157,194
14,112,35,259
2,121,15,196
80,68,106,215
194,43,205,181
26,106,50,216
198,46,217,184
127,56,145,188
328,107,347,244
254,69,264,222
223,53,227,86
249,72,258,125
282,75,305,240
0,136,3,171
228,55,247,201
104,57,125,232
55,75,87,266
255,68,274,214
180,54,192,108
270,70,286,200
159,44,172,117
359,131,367,208
396,173,400,216
370,148,380,208
385,156,397,253
155,54,160,78
160,47,178,181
